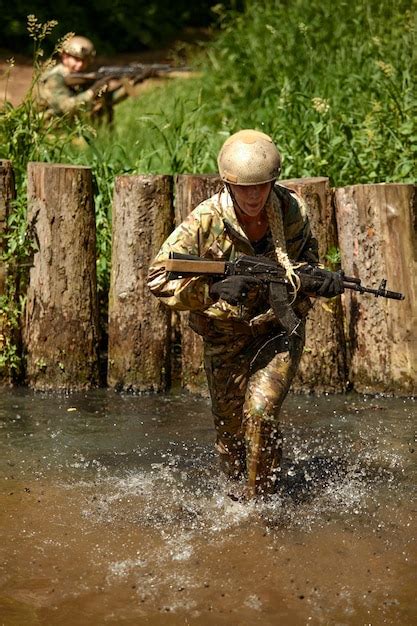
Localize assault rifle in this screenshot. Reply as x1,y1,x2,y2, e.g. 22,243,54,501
64,63,191,89
65,63,192,124
165,253,404,300
165,253,404,335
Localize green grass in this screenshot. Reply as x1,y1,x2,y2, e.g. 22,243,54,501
81,0,417,186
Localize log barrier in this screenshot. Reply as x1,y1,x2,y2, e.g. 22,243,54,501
108,175,172,392
23,163,99,391
282,177,347,393
174,174,222,395
1,161,415,395
334,183,417,395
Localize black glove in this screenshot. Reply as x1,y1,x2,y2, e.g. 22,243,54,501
317,271,345,298
209,275,263,306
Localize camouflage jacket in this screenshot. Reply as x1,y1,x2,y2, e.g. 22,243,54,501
147,184,318,326
35,63,95,117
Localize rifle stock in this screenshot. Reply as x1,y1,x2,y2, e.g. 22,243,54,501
165,253,405,301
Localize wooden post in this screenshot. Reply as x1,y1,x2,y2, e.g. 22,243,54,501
0,160,16,385
281,177,347,393
174,174,222,395
24,163,99,390
334,183,417,395
108,175,173,392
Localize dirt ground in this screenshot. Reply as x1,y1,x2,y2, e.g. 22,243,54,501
0,56,33,106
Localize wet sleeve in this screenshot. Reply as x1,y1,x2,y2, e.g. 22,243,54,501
147,208,219,311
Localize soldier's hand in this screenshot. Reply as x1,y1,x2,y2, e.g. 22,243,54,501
209,275,263,306
90,77,113,97
316,271,345,298
106,78,123,92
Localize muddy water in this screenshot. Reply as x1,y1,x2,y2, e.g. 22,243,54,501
0,389,415,626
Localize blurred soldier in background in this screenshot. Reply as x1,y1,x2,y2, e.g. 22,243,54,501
35,35,127,121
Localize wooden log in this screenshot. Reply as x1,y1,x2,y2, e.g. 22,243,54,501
0,160,16,385
24,162,99,390
334,183,417,395
280,177,347,393
174,174,222,395
108,174,173,392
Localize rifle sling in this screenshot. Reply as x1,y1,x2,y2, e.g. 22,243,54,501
268,282,302,337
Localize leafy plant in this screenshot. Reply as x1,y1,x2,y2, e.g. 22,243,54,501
198,0,417,185
0,279,23,378
325,246,341,270
74,0,416,187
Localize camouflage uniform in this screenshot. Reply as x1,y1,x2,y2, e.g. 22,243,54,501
148,183,318,496
35,63,95,118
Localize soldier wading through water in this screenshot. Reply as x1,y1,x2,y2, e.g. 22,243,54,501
148,130,344,499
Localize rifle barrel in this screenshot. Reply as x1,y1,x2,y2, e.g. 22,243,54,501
65,64,190,87
346,283,405,300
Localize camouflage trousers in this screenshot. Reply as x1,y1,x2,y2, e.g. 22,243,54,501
202,323,305,497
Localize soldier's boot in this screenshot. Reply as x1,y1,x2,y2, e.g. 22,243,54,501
245,420,282,498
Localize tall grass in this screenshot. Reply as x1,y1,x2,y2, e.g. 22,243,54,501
201,0,417,184
58,0,417,252
88,0,416,185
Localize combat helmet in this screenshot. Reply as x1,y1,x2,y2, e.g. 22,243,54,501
62,36,96,60
217,129,281,185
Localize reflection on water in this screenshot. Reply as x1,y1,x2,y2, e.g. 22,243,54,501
0,389,415,625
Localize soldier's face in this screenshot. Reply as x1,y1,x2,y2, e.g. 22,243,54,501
62,53,89,73
230,182,273,218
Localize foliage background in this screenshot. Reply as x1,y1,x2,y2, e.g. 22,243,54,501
95,0,416,185
3,0,416,185
0,0,238,54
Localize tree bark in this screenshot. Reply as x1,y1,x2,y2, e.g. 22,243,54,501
174,174,222,395
281,177,347,393
334,183,417,395
0,160,16,385
24,162,99,390
108,174,173,392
